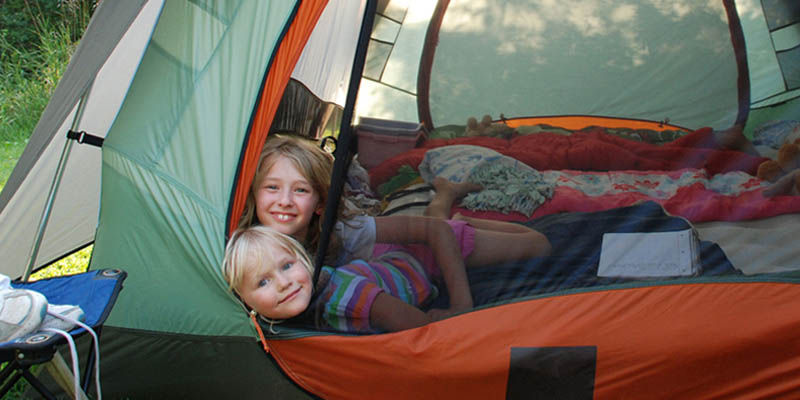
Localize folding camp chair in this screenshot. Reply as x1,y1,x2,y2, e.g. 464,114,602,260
0,268,126,399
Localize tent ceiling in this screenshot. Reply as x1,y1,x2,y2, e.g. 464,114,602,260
425,0,743,130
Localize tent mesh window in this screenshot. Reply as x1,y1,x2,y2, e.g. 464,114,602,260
778,47,800,90
762,0,800,30
363,1,408,83
762,0,800,90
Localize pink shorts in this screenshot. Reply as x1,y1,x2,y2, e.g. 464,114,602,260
371,219,476,281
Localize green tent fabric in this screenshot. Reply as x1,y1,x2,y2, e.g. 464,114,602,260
93,0,288,338
89,2,329,396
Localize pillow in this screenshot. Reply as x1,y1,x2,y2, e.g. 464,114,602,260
752,120,800,160
418,145,554,217
753,120,800,148
418,145,508,183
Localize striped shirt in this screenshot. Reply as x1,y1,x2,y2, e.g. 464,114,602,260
315,251,438,333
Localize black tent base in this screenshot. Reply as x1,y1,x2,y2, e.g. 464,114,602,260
97,327,316,399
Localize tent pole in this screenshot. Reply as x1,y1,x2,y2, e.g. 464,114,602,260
22,86,93,282
313,0,378,275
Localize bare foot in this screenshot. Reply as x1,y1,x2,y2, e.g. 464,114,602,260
432,177,483,199
763,170,800,197
424,178,483,219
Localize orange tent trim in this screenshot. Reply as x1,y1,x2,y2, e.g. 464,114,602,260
268,281,800,399
504,115,689,132
229,0,329,235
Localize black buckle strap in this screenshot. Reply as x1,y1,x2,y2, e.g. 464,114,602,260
67,130,104,147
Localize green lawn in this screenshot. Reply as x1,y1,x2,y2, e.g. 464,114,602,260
0,140,27,188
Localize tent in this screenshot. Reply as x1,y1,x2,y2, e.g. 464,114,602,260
0,0,798,397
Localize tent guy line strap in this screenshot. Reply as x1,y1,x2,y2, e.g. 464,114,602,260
66,130,104,148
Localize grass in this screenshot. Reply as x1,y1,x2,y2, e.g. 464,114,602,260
29,245,93,280
1,10,76,142
0,140,27,188
0,7,72,185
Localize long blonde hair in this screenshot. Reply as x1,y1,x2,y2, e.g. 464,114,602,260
238,134,342,261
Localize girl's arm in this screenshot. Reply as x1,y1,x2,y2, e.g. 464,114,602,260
370,292,432,332
374,215,473,318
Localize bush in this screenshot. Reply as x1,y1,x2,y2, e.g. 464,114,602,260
0,0,96,141
0,22,72,142
0,0,63,72
0,0,94,70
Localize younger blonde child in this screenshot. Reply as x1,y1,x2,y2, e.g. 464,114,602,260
223,225,454,333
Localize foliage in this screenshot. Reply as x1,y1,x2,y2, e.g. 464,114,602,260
30,245,92,280
0,2,93,143
0,140,26,188
0,0,62,69
0,0,94,72
0,0,97,179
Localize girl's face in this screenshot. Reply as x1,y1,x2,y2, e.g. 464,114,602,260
237,247,313,320
254,156,323,241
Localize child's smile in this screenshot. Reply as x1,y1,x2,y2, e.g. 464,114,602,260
278,286,303,304
237,250,313,320
273,213,295,222
254,156,322,241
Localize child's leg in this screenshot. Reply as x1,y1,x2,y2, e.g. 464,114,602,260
464,227,552,268
452,213,532,234
423,177,482,219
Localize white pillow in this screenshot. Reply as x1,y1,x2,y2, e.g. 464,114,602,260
417,145,554,217
419,145,508,183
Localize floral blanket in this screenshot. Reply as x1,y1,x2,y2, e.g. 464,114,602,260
547,169,764,199
390,142,800,223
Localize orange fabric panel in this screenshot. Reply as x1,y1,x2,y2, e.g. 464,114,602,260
269,282,800,399
504,115,689,132
229,0,329,234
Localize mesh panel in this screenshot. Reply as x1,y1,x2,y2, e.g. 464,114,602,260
762,0,800,30
777,45,800,90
